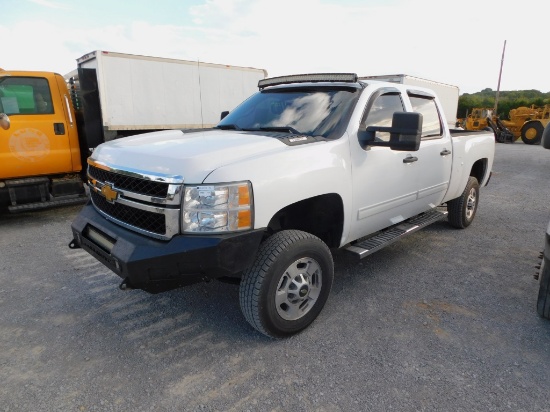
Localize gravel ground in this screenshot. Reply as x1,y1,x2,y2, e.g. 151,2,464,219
1,142,549,412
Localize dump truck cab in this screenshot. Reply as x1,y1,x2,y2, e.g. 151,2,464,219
0,70,85,211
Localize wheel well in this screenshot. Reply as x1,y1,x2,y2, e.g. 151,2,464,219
523,120,543,128
470,158,488,184
266,194,344,248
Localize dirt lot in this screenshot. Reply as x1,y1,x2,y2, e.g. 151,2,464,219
1,142,549,412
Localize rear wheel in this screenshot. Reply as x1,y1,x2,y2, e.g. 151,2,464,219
520,121,543,145
447,176,479,229
239,230,334,338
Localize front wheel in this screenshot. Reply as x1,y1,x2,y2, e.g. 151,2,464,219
521,121,543,145
239,230,334,338
447,176,480,229
537,253,550,319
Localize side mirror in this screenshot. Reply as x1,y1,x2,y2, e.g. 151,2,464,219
220,111,229,120
0,113,10,130
542,123,550,150
364,112,422,151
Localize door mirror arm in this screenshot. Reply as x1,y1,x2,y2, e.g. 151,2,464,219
362,112,422,152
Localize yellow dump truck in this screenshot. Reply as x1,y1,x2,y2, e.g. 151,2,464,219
0,71,85,212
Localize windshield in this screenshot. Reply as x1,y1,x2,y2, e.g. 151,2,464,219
217,87,361,139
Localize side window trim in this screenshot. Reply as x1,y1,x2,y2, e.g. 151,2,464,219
359,87,405,145
360,86,402,127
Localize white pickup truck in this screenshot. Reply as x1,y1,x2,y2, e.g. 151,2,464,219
69,73,495,338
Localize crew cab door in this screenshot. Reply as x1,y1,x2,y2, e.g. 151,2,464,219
350,87,450,240
407,92,452,209
349,88,427,241
0,73,80,180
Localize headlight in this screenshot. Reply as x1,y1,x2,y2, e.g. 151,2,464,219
182,182,253,233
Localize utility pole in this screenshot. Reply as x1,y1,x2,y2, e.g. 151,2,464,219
494,40,506,115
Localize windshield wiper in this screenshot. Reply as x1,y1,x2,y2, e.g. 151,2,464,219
259,126,300,134
215,124,242,130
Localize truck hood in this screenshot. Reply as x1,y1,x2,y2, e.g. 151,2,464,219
90,129,289,183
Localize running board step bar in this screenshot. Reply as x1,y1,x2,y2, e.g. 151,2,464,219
345,209,448,259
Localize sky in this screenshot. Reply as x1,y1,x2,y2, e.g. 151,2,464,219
1,0,549,95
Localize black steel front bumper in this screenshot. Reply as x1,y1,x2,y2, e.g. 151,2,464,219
70,202,264,293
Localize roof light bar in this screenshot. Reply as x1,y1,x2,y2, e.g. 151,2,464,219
258,73,358,89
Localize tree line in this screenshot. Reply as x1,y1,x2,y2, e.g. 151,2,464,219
458,89,550,119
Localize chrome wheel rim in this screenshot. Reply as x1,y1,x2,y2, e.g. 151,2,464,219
466,188,477,220
275,257,322,321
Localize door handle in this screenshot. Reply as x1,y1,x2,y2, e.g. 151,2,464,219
440,149,451,156
54,122,65,135
403,155,418,164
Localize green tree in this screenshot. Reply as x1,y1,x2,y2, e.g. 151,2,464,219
458,89,550,120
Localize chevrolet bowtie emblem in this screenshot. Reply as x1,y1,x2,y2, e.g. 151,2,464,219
100,183,120,204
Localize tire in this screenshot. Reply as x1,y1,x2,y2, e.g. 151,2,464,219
239,230,334,338
537,253,550,319
447,176,479,229
520,121,543,145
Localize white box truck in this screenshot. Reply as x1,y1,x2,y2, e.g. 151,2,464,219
71,50,268,147
360,74,460,128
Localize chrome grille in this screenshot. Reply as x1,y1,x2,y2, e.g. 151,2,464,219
90,191,166,235
89,164,169,197
86,159,184,240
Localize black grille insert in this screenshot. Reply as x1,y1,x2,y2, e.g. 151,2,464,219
90,190,166,235
88,165,169,198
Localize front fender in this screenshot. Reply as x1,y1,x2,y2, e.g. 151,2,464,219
204,137,352,231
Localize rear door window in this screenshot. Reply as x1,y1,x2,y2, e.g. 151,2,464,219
408,94,442,138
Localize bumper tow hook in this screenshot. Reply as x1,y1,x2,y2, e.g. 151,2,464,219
119,278,134,291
